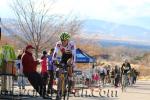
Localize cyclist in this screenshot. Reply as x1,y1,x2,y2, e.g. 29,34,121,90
121,59,131,89
121,59,131,75
52,32,76,97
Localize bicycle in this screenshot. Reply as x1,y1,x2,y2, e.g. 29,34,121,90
55,63,72,100
121,73,129,92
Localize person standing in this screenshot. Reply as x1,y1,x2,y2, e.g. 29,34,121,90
110,68,115,85
130,68,136,86
41,50,48,96
21,45,45,98
16,50,26,89
114,65,121,87
47,48,55,95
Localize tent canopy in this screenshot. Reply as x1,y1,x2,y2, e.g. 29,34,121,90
76,48,95,63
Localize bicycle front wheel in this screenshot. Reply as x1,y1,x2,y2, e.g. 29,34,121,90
66,79,72,100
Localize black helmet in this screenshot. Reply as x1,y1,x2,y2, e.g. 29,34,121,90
43,50,47,55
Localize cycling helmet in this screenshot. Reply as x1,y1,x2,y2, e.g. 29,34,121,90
60,32,70,41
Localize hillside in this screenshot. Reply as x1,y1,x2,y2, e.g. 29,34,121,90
99,39,150,51
83,19,150,42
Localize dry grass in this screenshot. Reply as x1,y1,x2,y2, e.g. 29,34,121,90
138,76,150,80
138,66,150,76
136,65,150,80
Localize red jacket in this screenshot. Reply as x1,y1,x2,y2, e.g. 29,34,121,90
41,55,47,73
22,51,38,73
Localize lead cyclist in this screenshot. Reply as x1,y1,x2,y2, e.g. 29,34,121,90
52,32,76,94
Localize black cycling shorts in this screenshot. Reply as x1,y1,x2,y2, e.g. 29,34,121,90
61,53,72,65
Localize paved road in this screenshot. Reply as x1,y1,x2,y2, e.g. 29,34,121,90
71,80,150,100
30,80,150,100
68,80,150,100
118,80,150,100
1,80,150,100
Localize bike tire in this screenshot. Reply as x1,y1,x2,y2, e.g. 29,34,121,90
67,80,71,100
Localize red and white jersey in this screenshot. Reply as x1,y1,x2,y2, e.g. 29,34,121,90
52,41,76,63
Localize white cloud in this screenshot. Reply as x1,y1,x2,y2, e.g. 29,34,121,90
48,0,150,24
1,0,150,28
1,0,150,43
1,0,150,21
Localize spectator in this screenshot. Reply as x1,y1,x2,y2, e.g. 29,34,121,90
93,72,99,84
134,69,140,84
22,45,46,98
110,68,115,85
16,49,26,89
41,50,48,96
130,68,136,85
106,65,111,83
85,74,91,87
47,48,55,95
99,67,107,86
114,65,121,87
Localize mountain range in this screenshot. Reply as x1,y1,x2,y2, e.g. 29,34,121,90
83,19,150,41
82,19,150,50
99,39,150,51
1,18,150,50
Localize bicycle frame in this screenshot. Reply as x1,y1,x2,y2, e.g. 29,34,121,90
121,74,129,92
56,64,71,100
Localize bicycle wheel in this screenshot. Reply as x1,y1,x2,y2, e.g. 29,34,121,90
56,74,65,100
66,79,71,100
121,83,125,92
63,74,71,100
61,74,66,100
122,75,127,92
121,76,125,92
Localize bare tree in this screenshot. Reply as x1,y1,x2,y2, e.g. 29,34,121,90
4,0,82,58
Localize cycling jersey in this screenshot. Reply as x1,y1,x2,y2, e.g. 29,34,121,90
121,63,131,75
52,40,76,65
